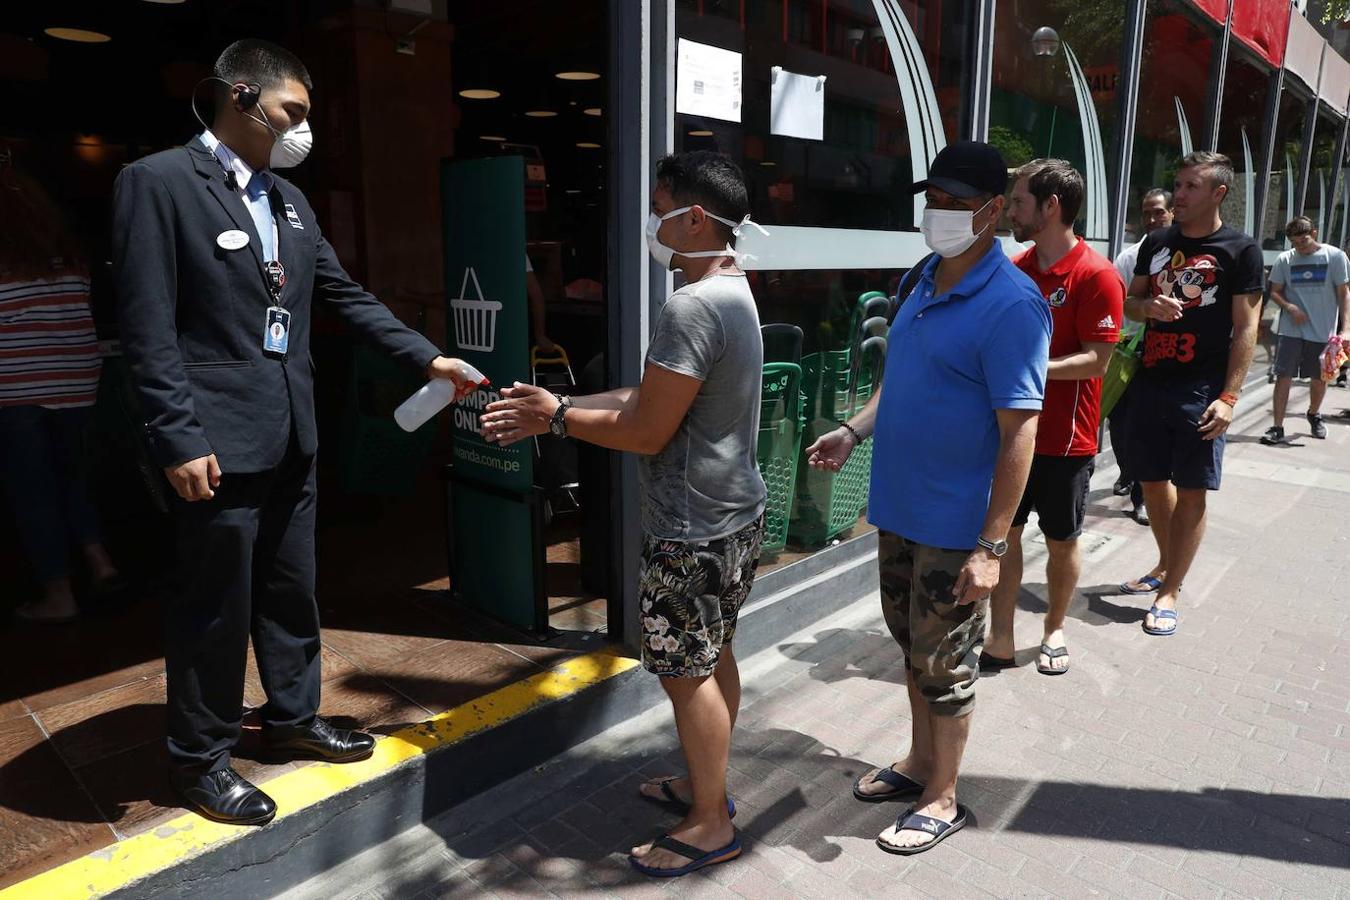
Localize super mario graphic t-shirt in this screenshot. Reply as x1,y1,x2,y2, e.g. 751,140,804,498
1132,223,1264,379
1014,239,1123,456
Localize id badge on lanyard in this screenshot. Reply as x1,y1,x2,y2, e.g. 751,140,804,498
262,219,291,357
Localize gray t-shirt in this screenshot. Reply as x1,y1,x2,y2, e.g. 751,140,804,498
1270,244,1349,342
641,271,766,542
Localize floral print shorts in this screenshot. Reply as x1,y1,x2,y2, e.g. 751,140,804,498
638,516,764,678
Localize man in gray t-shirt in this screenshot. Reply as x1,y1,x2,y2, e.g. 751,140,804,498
1262,217,1350,444
642,274,765,541
482,151,764,878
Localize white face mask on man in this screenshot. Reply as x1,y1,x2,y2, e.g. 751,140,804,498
920,197,994,258
251,113,313,170
645,205,747,271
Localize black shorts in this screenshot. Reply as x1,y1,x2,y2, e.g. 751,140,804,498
1012,454,1095,541
1273,335,1324,379
1127,373,1226,491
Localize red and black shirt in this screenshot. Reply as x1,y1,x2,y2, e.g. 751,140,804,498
1013,238,1124,456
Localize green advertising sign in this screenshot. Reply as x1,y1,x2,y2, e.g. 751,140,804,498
441,156,532,492
441,157,544,632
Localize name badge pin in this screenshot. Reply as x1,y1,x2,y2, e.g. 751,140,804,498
217,230,250,251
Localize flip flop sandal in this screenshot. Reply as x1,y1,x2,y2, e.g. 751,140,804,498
1119,575,1162,595
641,778,736,819
628,831,742,878
852,766,925,802
876,803,969,856
1142,606,1178,636
1036,644,1070,676
977,652,1017,670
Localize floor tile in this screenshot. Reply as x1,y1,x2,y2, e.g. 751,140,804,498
35,675,166,769
355,641,544,716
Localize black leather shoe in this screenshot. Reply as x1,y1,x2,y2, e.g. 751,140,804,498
261,716,375,763
172,767,277,826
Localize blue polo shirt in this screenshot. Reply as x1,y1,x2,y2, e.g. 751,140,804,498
869,242,1051,550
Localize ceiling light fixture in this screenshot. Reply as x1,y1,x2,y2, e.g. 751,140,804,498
576,142,601,149
139,0,187,4
525,110,558,118
583,107,602,117
44,27,111,43
760,161,777,167
459,89,501,100
556,71,601,81
688,130,714,137
480,134,507,142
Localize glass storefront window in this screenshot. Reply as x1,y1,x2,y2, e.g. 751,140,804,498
1261,88,1311,250
673,0,972,566
1128,0,1217,244
989,0,1127,241
1216,52,1272,241
1305,109,1344,244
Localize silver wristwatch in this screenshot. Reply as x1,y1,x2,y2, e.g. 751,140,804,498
548,394,572,437
976,536,1009,557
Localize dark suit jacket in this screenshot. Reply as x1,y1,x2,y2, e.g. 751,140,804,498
112,140,441,473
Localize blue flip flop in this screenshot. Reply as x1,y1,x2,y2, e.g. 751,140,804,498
642,778,736,819
1120,575,1162,595
853,766,925,802
876,804,969,856
629,832,742,877
1143,605,1178,636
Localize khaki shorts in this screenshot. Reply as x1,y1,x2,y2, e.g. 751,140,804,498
878,530,986,717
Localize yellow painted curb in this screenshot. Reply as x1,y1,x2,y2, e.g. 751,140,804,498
1,649,639,900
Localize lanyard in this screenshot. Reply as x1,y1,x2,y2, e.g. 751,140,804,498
218,154,286,306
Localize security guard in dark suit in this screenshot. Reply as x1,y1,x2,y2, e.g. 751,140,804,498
111,39,474,826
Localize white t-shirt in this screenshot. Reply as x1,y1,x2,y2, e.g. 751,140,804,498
1113,239,1145,338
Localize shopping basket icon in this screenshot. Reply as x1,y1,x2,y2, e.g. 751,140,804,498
450,267,503,353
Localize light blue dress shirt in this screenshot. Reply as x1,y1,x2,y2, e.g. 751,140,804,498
199,130,276,262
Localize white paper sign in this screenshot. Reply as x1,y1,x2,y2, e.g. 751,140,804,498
676,38,742,123
770,66,826,140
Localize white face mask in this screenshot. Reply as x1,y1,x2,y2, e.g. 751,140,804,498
645,205,744,271
252,113,313,169
920,197,994,258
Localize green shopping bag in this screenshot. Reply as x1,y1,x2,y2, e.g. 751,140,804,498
1100,326,1144,419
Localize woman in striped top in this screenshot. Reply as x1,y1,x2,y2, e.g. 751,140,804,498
0,161,121,623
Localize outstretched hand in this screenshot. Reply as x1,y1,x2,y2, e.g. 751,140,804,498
426,356,484,401
481,382,560,446
805,427,857,472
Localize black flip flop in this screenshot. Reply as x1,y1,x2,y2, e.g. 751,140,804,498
641,778,736,819
978,652,1017,670
852,766,925,802
876,803,968,856
1036,643,1069,676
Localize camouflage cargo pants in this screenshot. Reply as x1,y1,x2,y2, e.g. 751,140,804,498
878,530,986,717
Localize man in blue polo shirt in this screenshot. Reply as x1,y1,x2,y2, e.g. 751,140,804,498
807,141,1050,856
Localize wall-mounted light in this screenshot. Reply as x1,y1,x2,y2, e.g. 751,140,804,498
583,107,602,117
1031,26,1061,58
525,110,558,118
459,89,501,100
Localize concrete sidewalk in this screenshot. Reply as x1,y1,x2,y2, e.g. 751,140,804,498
286,370,1350,900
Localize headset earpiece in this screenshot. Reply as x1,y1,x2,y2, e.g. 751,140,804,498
234,83,261,111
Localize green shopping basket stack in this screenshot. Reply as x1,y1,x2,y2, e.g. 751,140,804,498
757,324,806,554
757,362,805,553
789,292,890,547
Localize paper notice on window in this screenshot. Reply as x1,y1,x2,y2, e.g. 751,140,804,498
770,66,825,140
676,38,742,123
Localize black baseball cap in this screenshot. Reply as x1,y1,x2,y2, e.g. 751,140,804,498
911,140,1008,198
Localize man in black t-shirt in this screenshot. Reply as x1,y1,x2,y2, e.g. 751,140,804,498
1121,151,1263,637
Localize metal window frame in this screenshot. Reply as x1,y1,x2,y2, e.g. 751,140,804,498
1252,65,1286,245
967,0,996,141
608,0,667,649
1294,94,1322,215
1108,0,1148,260
1201,0,1234,152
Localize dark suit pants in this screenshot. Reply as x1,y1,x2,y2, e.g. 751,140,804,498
166,440,321,774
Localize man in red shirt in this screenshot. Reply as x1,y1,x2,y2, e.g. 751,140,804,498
985,159,1123,675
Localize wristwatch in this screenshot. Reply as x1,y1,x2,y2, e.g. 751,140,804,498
976,536,1009,558
548,394,572,437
